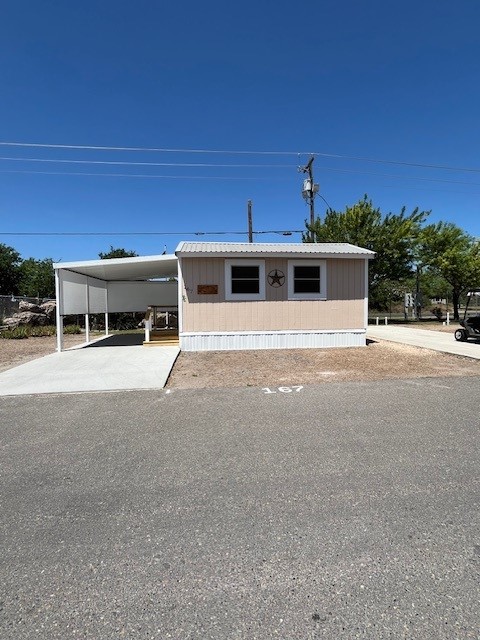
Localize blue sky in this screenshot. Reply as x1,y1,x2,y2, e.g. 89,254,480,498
1,0,480,262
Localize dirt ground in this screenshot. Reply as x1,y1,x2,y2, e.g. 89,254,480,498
167,332,479,389
1,328,478,388
0,334,89,373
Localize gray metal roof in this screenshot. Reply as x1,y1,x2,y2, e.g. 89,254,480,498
53,254,178,281
52,241,374,283
175,241,375,258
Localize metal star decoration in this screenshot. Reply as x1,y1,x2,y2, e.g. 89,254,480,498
267,269,285,287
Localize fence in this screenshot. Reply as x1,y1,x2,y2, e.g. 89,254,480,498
368,296,454,324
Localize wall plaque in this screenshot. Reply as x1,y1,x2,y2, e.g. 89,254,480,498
197,284,218,295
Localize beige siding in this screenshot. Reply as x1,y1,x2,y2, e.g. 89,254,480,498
181,257,366,332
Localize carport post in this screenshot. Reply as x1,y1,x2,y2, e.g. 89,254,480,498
145,315,151,343
104,283,109,336
56,314,64,352
84,280,90,344
55,269,64,352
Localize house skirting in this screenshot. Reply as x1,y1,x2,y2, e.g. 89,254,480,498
180,329,366,351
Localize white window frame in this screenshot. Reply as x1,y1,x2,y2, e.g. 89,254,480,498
225,259,266,301
287,259,327,300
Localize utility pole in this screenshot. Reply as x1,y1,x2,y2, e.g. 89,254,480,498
247,199,253,243
299,156,318,242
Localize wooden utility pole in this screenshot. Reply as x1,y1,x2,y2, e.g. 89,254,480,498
247,199,253,243
300,156,316,242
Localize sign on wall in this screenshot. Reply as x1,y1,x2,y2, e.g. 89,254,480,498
197,285,218,295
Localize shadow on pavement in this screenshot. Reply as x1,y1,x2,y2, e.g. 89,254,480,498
86,333,144,347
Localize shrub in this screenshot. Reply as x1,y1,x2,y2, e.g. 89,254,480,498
63,324,82,335
30,325,56,337
431,306,444,321
1,326,30,339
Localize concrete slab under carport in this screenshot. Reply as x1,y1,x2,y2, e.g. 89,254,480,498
367,325,480,360
0,334,180,396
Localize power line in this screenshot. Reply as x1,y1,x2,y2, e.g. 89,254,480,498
0,141,305,155
0,230,304,236
3,165,480,188
4,169,479,201
0,156,294,168
1,140,480,173
0,170,274,181
315,166,480,187
318,194,333,211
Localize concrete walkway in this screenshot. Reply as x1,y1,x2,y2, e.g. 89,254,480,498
367,325,480,360
0,335,180,396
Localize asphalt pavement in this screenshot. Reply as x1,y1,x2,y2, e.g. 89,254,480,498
1,378,479,639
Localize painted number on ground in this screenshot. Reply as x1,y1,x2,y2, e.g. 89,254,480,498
261,386,303,394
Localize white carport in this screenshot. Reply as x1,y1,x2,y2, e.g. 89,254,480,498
53,254,178,351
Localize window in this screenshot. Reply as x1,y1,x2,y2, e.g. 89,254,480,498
231,265,260,294
288,260,326,299
225,259,265,301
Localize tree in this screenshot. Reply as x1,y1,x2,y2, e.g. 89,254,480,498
99,246,138,259
419,222,480,320
0,243,22,295
305,195,429,309
403,269,451,306
18,258,55,298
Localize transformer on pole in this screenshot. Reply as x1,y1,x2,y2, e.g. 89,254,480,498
299,156,319,242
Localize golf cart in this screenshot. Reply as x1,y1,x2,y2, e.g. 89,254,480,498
454,289,480,342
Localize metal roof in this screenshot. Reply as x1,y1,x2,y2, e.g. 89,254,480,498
52,241,374,282
53,254,178,281
175,241,375,258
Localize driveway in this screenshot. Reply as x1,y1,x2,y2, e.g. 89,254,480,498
367,324,480,359
0,334,179,396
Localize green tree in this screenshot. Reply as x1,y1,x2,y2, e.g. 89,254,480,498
99,246,138,259
0,243,22,295
18,258,55,298
305,196,429,309
419,222,480,320
414,270,451,302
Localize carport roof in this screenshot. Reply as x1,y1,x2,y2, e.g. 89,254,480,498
53,254,178,281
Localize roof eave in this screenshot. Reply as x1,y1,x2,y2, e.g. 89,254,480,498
176,250,375,259
53,253,177,271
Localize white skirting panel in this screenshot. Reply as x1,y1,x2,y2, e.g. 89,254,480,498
180,329,366,351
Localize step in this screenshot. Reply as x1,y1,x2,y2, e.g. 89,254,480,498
143,340,180,347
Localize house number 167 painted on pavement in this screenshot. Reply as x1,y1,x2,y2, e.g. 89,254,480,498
261,386,303,394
